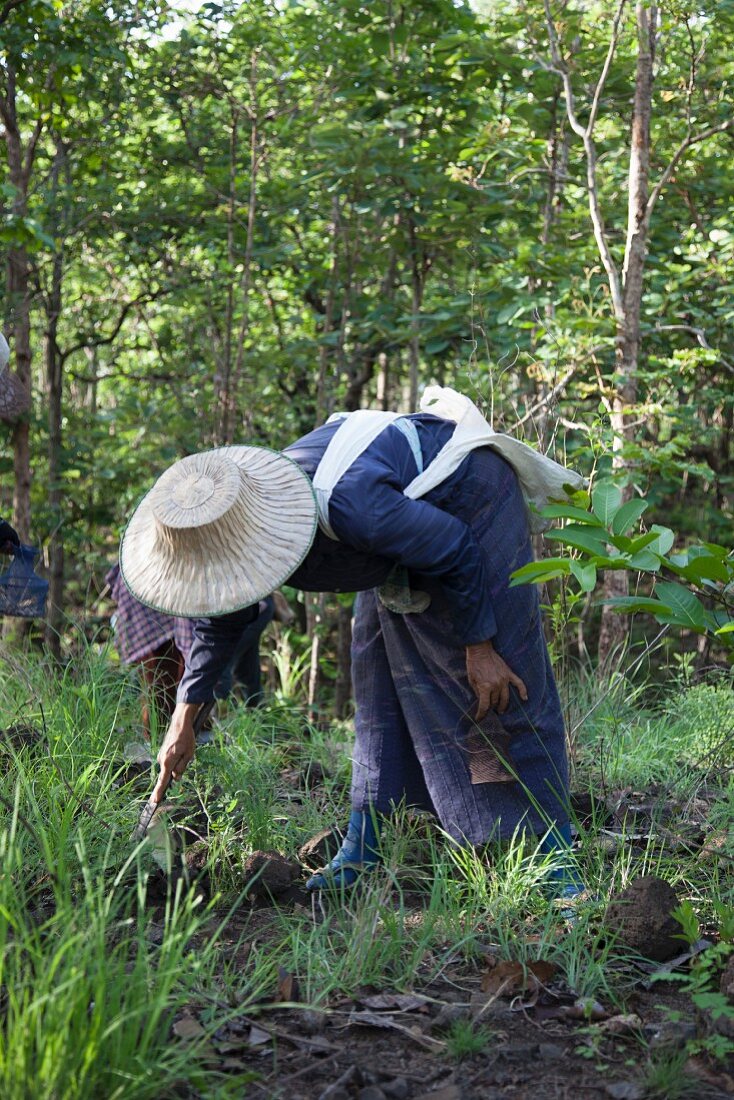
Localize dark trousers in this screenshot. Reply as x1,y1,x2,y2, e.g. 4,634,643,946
214,596,275,705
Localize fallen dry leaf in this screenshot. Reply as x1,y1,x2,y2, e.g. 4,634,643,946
348,1010,444,1050
597,1013,643,1036
413,1086,462,1100
173,1014,205,1040
481,959,557,998
686,1055,734,1093
359,992,429,1012
534,998,607,1023
277,965,300,1003
605,1082,646,1100
217,1057,249,1071
247,1025,272,1047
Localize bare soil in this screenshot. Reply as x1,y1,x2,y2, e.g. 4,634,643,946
152,889,734,1100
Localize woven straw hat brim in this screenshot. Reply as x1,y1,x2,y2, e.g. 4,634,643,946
120,446,317,617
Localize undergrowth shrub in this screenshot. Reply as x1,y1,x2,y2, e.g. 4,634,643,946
664,680,734,764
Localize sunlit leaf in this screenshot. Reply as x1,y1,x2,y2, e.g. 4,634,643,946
540,504,602,525
611,499,648,535
509,558,569,587
647,526,675,556
654,581,706,630
569,560,597,591
545,525,609,556
591,481,622,525
627,549,662,571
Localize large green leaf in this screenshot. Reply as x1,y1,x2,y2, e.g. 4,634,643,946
569,560,597,592
653,581,706,630
591,481,623,525
604,596,668,614
509,558,569,587
540,504,604,526
627,549,662,571
611,498,648,536
626,531,660,554
647,526,675,556
680,555,730,584
545,525,609,556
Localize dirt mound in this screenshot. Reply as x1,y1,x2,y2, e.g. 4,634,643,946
605,875,682,961
243,850,301,898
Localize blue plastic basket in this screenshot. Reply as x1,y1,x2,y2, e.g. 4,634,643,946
0,544,49,618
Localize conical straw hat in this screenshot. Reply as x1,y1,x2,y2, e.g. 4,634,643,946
120,446,317,616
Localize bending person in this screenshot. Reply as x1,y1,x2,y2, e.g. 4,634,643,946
119,387,585,896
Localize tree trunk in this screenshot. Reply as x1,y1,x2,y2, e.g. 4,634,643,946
598,2,656,666
315,196,340,426
3,118,32,545
218,104,238,444
407,217,422,413
229,55,261,440
45,233,64,658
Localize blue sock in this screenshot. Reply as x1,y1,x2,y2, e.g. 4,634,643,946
539,822,585,898
306,809,382,891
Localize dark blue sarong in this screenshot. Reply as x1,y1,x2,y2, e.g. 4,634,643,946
350,448,569,844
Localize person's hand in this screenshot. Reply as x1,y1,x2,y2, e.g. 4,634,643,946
152,702,200,803
0,519,19,554
466,639,528,720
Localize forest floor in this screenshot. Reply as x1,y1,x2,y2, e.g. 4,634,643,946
1,648,733,1098
176,885,733,1100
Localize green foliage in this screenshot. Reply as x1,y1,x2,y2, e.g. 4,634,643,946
653,902,734,1066
664,682,734,763
0,0,730,624
442,1019,494,1061
512,483,734,650
0,646,733,1089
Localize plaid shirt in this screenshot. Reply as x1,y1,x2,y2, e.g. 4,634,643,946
106,564,195,665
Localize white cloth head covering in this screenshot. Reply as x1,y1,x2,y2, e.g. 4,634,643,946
407,386,585,530
312,386,585,538
120,446,317,616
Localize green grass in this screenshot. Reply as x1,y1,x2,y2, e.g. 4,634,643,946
0,643,732,1095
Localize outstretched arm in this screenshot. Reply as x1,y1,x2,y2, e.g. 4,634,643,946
152,701,200,802
151,605,260,798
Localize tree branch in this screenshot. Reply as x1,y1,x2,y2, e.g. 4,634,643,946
514,364,577,428
646,118,734,227
21,115,45,190
59,289,169,363
21,64,56,188
543,0,625,318
542,0,586,138
0,0,27,26
586,0,628,134
654,323,734,376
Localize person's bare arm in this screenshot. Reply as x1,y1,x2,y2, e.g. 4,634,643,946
151,702,200,802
